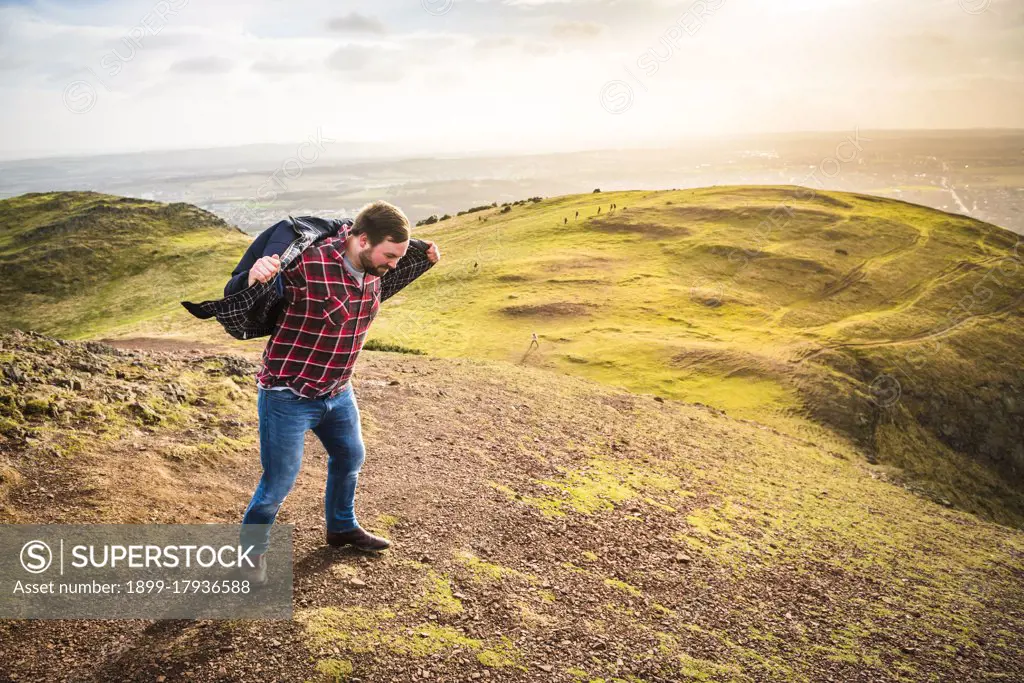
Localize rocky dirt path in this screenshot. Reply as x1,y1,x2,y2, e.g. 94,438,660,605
0,331,1022,682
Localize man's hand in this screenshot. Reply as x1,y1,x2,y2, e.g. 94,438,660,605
422,240,441,264
248,254,281,287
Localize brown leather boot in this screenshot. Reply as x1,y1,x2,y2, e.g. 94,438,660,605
326,527,391,551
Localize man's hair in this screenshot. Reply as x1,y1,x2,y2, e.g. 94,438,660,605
352,200,411,246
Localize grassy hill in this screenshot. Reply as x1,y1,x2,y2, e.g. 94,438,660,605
0,191,253,343
377,186,1023,526
0,330,1021,682
0,187,1020,529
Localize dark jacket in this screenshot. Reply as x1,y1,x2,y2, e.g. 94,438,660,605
180,215,435,341
223,218,296,299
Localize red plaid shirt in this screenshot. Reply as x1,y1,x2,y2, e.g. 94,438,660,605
256,224,428,398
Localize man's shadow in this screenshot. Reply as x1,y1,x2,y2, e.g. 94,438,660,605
293,544,388,582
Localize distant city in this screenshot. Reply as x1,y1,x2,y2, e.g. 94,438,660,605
1,130,1021,236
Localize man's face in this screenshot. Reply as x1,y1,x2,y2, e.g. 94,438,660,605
357,236,409,277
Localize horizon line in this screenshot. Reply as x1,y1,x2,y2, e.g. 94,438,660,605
1,126,1022,165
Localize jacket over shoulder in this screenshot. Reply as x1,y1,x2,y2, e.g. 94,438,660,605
180,216,347,340
180,215,436,340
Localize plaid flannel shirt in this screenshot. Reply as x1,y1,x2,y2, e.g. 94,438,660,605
255,223,434,398
181,217,436,398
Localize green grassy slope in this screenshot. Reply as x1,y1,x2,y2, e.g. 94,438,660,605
377,186,1024,526
2,187,1020,527
0,191,254,343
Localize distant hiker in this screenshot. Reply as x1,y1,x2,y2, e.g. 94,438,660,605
563,217,567,225
575,210,579,221
597,207,601,214
529,332,539,349
225,201,440,585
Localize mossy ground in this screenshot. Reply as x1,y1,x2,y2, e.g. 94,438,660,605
0,346,1020,681
0,330,260,524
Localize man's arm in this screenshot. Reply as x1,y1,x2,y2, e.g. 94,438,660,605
379,238,437,303
223,219,293,297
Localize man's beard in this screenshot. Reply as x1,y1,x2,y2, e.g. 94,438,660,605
358,250,389,276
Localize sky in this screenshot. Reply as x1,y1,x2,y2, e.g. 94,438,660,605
0,0,1021,161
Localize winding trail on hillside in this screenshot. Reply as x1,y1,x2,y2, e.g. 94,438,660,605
794,288,1024,363
767,216,928,327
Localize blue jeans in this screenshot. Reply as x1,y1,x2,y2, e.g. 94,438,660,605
240,383,366,555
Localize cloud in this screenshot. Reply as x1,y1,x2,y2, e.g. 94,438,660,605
137,31,200,50
325,45,375,71
251,59,309,75
0,57,31,73
325,45,404,83
40,62,86,85
327,12,387,35
550,21,605,40
522,39,559,56
169,56,234,74
473,35,519,53
503,0,577,5
0,0,1021,160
